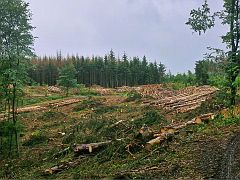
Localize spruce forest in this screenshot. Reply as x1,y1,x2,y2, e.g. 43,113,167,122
29,51,166,87
1,0,240,179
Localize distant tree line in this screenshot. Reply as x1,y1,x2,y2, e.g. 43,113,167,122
28,50,166,88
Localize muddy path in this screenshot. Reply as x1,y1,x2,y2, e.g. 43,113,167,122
220,133,240,179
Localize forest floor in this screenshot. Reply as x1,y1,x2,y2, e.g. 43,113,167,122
1,84,240,179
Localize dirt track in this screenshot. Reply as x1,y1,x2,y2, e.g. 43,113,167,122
220,133,240,179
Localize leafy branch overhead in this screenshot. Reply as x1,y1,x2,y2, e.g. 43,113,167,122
0,0,35,155
186,0,215,35
186,0,240,105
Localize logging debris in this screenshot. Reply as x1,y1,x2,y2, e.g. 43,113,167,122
145,113,215,150
43,113,214,175
73,139,124,154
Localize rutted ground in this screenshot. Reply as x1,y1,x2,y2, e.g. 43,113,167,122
220,133,240,179
0,84,240,179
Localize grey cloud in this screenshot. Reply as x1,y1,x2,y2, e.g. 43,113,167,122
25,0,227,73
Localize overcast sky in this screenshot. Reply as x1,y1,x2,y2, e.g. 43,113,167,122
25,0,227,74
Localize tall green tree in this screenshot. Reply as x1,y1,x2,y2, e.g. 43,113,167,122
195,60,210,85
57,63,77,96
186,0,240,105
158,62,166,83
0,0,34,155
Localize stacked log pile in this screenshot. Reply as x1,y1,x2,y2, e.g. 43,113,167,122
116,86,141,93
139,85,218,113
48,86,61,93
91,86,114,95
116,84,218,113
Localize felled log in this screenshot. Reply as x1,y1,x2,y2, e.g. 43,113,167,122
44,158,83,175
73,138,124,154
195,113,215,123
73,140,112,154
48,99,81,108
110,120,124,128
145,113,215,150
17,106,47,113
145,132,175,151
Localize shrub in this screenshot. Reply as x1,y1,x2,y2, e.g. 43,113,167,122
77,85,100,96
22,130,47,147
73,98,102,112
132,110,166,128
125,91,142,102
94,105,118,114
0,121,25,157
38,110,67,121
213,114,240,128
64,119,113,144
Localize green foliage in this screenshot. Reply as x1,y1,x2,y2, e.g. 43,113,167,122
57,63,77,96
195,60,210,85
73,98,102,112
0,0,35,154
213,115,240,128
94,105,118,114
233,75,240,87
132,110,166,128
186,0,215,35
38,110,67,121
209,74,228,88
29,51,166,88
171,82,187,90
186,0,240,105
64,119,112,144
22,130,47,147
77,85,100,96
0,121,24,157
0,0,34,95
125,91,142,102
164,71,196,87
193,90,231,118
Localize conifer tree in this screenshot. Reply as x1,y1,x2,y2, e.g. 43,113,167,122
57,64,77,96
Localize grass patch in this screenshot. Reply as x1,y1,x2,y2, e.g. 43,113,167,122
77,85,100,96
63,118,113,144
125,91,142,102
22,130,47,147
73,98,103,112
132,110,167,128
213,114,240,128
94,105,118,114
21,95,63,106
38,110,67,121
